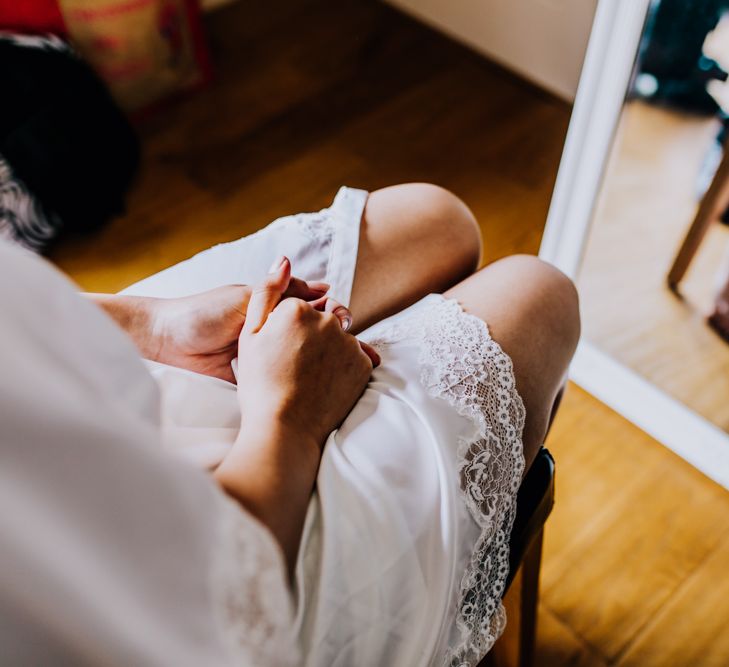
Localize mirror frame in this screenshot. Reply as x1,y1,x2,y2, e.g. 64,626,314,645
539,0,729,489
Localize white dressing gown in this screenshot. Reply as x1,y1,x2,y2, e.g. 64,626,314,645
0,241,297,667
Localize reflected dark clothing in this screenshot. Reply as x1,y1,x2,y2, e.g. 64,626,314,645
641,0,727,79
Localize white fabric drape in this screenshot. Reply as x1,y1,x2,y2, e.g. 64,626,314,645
0,241,297,666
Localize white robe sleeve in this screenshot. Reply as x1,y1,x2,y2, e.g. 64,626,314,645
0,241,298,667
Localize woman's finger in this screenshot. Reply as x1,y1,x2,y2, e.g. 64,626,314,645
284,276,329,301
306,280,330,292
243,256,292,334
359,341,381,367
324,297,353,332
307,295,328,311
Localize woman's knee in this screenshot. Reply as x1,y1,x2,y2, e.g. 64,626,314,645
348,184,481,331
366,183,482,280
491,255,579,452
496,254,580,349
444,254,580,461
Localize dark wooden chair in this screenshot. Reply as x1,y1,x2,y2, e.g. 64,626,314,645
480,447,556,667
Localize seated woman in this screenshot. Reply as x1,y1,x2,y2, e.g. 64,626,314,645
0,183,579,666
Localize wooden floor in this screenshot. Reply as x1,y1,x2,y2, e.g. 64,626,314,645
50,1,729,665
53,0,565,292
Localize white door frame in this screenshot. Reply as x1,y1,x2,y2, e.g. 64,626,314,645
539,0,729,489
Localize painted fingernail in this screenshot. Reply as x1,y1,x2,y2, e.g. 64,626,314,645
336,308,352,331
268,256,285,273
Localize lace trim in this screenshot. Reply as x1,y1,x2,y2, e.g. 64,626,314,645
369,295,526,667
211,497,299,667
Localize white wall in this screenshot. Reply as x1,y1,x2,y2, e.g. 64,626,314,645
384,0,599,101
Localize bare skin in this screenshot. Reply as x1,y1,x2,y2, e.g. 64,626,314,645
348,183,482,333
88,276,333,383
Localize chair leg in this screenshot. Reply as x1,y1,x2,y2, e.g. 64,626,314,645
480,530,545,667
517,529,544,667
668,137,729,290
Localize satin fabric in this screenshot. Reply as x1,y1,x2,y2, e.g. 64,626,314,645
122,188,496,666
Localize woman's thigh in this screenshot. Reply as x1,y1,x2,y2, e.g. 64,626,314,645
444,254,580,470
349,183,481,333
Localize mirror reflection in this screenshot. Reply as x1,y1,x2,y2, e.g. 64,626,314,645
579,0,729,433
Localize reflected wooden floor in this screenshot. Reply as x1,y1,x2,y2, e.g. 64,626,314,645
580,100,729,433
50,0,729,665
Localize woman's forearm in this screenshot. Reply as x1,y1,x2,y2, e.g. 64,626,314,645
214,420,321,575
85,293,162,360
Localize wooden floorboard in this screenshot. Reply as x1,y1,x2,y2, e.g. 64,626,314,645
616,529,729,667
543,385,729,663
536,604,608,667
47,1,729,665
51,0,566,292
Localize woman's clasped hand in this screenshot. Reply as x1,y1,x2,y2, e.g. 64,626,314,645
140,269,335,383
214,256,380,568
236,256,380,449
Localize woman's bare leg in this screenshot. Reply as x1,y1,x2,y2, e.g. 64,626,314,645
444,255,580,471
349,183,482,333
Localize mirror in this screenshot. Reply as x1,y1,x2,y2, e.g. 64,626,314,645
580,0,729,431
541,0,729,487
